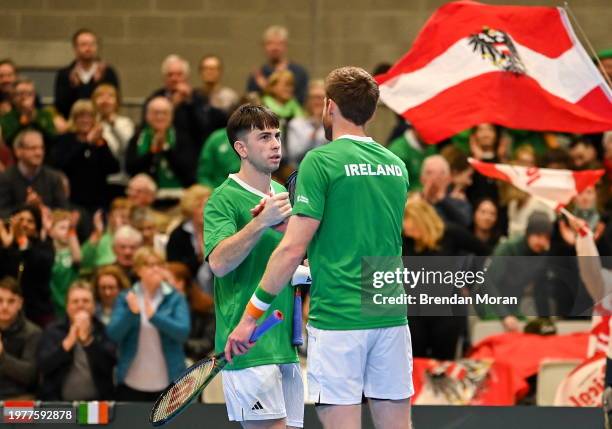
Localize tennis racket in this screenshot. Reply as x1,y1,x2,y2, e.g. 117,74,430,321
149,310,284,426
285,170,304,346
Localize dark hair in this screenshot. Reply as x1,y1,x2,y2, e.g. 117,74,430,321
11,204,42,234
325,66,379,126
569,137,595,150
440,145,470,173
226,104,280,155
470,123,502,150
541,148,571,169
0,276,22,297
72,28,97,46
199,54,222,70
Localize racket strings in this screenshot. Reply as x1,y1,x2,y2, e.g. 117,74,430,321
152,359,217,422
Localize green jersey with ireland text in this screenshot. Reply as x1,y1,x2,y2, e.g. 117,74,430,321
292,135,409,330
204,174,298,370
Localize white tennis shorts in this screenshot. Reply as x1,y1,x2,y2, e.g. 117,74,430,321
306,324,414,405
222,363,304,427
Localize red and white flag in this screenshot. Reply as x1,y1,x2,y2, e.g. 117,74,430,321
468,158,604,209
376,1,612,143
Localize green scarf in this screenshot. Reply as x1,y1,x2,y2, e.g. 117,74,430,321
137,126,182,189
262,95,304,120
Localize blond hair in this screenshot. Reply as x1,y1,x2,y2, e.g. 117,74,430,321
263,25,288,42
68,99,96,131
133,246,164,271
265,69,294,95
404,199,445,252
51,209,72,226
180,185,212,219
92,83,121,113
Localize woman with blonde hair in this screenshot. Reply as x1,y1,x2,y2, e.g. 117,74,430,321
166,184,213,294
92,84,135,194
107,247,189,401
50,99,119,213
262,69,304,121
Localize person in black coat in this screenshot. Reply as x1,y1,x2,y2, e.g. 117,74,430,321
37,281,115,400
127,96,196,189
51,100,119,213
0,205,54,327
54,29,119,119
143,55,225,149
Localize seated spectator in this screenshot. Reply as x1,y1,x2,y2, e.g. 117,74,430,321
92,84,135,195
144,55,224,147
262,70,304,122
420,155,472,228
129,206,167,255
54,29,120,119
48,210,81,317
51,100,119,213
0,129,67,218
127,96,196,190
0,276,42,400
165,262,214,362
569,138,599,170
484,212,553,331
197,55,239,114
285,79,327,167
0,59,17,114
167,185,213,293
81,198,131,275
471,198,502,254
0,205,54,327
92,265,130,326
107,247,189,401
247,25,309,104
37,281,116,400
387,127,437,191
0,78,57,148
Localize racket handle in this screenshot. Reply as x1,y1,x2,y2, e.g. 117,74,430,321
250,310,284,343
292,288,304,346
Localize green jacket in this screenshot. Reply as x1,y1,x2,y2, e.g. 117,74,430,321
196,128,240,189
0,108,56,146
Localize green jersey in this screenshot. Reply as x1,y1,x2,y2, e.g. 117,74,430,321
50,247,78,316
292,135,409,330
204,174,298,370
196,128,240,189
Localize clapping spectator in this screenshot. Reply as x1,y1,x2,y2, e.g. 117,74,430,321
0,78,58,149
285,80,327,167
37,281,116,400
51,100,119,213
0,276,42,400
247,25,309,104
0,205,54,327
48,210,81,317
107,247,189,401
127,96,196,190
0,129,67,218
197,55,239,114
92,265,130,326
54,29,120,119
92,84,135,195
144,55,224,147
166,185,213,293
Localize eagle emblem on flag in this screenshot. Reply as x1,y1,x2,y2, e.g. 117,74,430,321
469,27,527,75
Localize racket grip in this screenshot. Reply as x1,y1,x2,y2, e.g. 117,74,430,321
292,288,304,346
250,310,283,343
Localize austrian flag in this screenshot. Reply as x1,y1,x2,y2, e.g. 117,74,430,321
376,1,612,143
468,158,604,209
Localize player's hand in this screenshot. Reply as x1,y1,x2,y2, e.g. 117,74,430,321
253,193,291,228
502,315,521,332
224,314,257,363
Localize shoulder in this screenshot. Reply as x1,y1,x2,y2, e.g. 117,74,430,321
24,319,42,336
55,64,74,77
289,62,308,77
271,180,288,194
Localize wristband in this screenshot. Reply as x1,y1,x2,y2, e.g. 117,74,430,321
246,285,276,319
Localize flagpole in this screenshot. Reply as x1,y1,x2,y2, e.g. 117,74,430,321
563,1,612,90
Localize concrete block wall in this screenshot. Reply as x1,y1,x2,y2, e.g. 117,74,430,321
0,0,610,100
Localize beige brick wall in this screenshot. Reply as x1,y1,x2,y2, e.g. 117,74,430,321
0,0,610,100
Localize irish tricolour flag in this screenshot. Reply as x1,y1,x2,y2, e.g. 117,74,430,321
376,1,612,143
77,401,110,425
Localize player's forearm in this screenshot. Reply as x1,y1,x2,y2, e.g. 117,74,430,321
209,217,268,277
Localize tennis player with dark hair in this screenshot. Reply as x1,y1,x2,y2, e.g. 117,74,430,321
227,67,413,429
204,104,304,428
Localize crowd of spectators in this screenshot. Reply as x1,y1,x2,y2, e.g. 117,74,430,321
0,24,611,402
